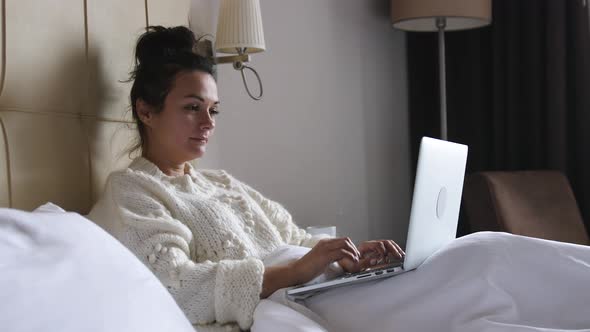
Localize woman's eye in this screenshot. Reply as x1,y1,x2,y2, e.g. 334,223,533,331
185,104,219,116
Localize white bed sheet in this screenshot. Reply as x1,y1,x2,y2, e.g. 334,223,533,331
301,232,590,331
253,232,590,332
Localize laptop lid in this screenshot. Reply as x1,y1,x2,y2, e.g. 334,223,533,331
402,137,468,271
286,137,468,298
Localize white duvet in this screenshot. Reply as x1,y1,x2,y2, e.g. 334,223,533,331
2,205,588,332
255,232,590,332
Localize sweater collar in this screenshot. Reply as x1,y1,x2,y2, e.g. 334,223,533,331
129,157,195,180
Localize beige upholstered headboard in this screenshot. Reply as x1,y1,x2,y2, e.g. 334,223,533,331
0,0,190,214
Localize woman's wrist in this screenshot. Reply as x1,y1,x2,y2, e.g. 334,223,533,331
260,263,301,298
286,260,304,285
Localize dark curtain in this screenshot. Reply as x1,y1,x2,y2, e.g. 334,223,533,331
406,0,590,236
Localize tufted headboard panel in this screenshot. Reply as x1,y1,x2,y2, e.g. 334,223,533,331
0,0,190,213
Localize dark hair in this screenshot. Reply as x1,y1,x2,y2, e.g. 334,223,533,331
128,25,214,154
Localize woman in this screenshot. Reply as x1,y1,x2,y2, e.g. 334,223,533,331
90,26,590,332
88,26,403,330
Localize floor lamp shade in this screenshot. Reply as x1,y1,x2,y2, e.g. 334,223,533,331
391,0,491,31
391,0,491,140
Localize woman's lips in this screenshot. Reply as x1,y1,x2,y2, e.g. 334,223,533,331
190,137,208,144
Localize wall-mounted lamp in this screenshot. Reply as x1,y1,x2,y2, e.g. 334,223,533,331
214,0,265,101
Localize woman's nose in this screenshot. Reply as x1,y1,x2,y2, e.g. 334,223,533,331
199,110,215,130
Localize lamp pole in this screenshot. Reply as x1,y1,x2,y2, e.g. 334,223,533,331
436,17,448,141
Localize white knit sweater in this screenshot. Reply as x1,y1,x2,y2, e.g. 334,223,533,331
88,157,325,330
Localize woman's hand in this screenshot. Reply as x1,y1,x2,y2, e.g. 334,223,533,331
336,239,406,273
358,240,405,268
290,237,360,285
262,237,360,298
337,239,405,273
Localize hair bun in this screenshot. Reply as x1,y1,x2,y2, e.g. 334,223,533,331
135,26,197,66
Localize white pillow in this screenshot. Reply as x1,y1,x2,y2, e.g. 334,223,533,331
32,201,66,213
0,204,195,332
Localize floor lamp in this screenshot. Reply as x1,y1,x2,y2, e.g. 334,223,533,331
391,0,492,141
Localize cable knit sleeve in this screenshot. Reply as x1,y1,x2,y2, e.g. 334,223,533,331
232,174,331,248
108,172,264,330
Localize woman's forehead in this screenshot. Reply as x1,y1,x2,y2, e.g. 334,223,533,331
171,71,218,102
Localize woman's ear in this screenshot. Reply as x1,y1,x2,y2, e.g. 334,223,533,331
136,99,154,127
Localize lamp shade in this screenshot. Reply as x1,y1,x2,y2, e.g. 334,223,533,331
215,0,265,54
391,0,492,31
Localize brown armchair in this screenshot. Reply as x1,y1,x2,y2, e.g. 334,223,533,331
463,170,589,245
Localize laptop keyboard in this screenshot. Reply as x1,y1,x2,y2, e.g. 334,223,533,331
340,261,403,279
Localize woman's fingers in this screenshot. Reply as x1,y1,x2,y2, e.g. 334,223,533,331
320,237,406,266
339,256,362,273
373,241,387,257
325,237,360,259
347,238,361,258
341,237,360,257
330,248,358,262
382,240,403,260
359,241,387,260
391,240,405,258
310,238,406,276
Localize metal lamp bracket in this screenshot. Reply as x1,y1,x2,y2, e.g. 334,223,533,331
196,40,264,101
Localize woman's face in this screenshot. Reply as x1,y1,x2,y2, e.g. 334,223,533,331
142,70,219,164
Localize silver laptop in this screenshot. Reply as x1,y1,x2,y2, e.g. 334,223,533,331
287,137,468,299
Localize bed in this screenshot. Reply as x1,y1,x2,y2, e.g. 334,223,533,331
0,1,325,331
1,203,330,332
4,204,590,332
1,1,590,332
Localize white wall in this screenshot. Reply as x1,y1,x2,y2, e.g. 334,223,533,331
191,0,411,244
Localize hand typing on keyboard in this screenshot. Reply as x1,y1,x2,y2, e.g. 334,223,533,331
338,239,405,273
360,239,405,264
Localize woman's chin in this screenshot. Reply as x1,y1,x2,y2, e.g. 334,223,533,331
188,147,206,160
